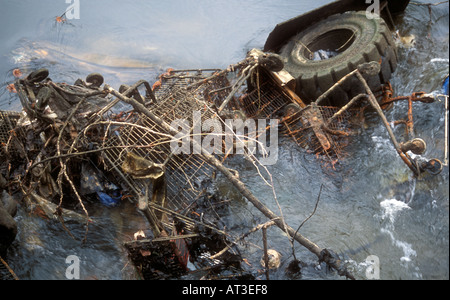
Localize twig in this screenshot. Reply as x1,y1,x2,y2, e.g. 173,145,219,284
123,233,199,245
204,102,292,245
218,64,257,113
0,256,19,280
54,97,91,242
209,220,277,260
291,184,323,260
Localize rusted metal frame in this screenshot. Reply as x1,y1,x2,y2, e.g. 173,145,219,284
102,129,167,237
104,83,356,280
281,108,329,153
321,124,352,137
406,96,414,137
239,79,291,118
307,61,424,175
283,123,311,137
147,201,230,238
379,92,436,137
303,104,332,151
156,70,219,95
280,111,311,141
256,92,289,119
353,72,419,175
101,81,223,235
380,92,435,106
293,72,366,155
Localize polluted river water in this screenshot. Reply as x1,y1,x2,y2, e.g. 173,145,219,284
0,0,448,280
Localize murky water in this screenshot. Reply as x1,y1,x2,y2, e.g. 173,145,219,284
1,0,448,280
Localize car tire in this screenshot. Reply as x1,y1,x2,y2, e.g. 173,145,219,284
279,11,398,107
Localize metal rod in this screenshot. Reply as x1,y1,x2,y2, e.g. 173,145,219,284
327,93,367,125
354,72,419,175
315,69,358,106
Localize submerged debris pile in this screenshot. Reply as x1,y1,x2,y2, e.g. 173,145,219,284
0,46,446,280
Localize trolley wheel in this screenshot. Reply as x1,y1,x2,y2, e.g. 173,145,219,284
86,73,104,88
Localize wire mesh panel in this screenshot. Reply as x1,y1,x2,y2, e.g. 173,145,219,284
281,104,357,166
102,114,218,214
237,68,292,119
231,66,358,167
153,69,222,99
98,67,258,277
0,111,20,144
102,69,236,227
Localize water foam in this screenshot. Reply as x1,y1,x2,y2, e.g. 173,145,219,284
379,199,418,266
380,198,411,223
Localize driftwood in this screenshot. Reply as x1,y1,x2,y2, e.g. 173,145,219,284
104,84,356,280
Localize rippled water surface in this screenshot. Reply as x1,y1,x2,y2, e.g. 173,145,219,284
1,0,448,280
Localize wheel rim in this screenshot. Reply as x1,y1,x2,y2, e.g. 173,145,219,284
299,28,357,61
